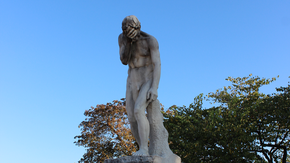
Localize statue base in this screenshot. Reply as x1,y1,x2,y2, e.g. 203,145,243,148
104,155,181,163
105,100,181,163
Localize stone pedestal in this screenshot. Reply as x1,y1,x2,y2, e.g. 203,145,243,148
104,156,159,163
104,100,181,163
146,100,181,163
104,155,180,163
104,155,181,163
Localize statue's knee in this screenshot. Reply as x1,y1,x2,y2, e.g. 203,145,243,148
134,108,145,119
128,116,137,123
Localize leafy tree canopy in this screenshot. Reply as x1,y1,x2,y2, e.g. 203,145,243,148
74,99,137,163
75,75,290,163
164,75,289,163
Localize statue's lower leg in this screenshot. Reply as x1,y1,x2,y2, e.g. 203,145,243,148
129,121,140,146
133,109,149,156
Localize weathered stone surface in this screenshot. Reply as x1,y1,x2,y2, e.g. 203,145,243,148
147,100,181,163
119,15,161,156
116,15,181,163
104,156,160,163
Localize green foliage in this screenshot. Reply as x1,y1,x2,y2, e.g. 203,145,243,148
163,75,290,163
279,154,290,163
164,94,261,163
74,99,138,163
255,83,290,163
207,74,290,163
75,75,289,163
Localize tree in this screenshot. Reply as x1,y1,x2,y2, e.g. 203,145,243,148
254,83,290,163
279,154,290,163
163,75,290,163
75,75,289,163
163,94,262,163
208,75,289,163
74,99,138,163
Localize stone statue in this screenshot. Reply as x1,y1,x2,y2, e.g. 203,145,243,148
118,15,160,156
113,15,181,163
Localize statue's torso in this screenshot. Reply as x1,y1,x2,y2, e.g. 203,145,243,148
127,37,153,90
128,38,151,69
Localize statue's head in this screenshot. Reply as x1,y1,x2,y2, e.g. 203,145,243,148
122,15,141,40
122,15,141,31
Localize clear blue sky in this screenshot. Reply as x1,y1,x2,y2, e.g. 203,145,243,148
0,1,289,163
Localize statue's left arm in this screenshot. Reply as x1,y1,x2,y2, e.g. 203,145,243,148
118,33,132,65
147,36,161,102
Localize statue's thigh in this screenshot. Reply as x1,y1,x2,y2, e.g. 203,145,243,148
134,79,152,113
126,84,136,122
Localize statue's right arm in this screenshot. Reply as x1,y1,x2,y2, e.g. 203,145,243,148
118,33,131,65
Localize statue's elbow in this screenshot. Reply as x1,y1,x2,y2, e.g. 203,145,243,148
154,62,161,68
121,58,128,65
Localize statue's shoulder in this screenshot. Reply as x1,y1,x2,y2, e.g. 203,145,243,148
118,33,124,41
140,31,156,40
140,31,159,49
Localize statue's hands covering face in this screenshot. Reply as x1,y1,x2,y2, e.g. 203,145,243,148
121,16,141,42
123,21,140,42
126,25,138,40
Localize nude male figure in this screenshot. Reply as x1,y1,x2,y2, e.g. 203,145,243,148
118,15,161,156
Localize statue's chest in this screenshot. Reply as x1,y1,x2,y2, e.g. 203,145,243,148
132,40,149,57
